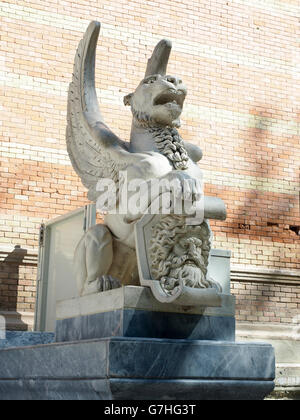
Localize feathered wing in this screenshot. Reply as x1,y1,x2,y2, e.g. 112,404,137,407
66,21,140,202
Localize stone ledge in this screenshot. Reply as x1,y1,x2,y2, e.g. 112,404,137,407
0,337,275,400
231,266,300,286
236,321,300,341
0,338,275,380
0,331,54,349
56,286,235,320
0,311,35,331
0,378,275,401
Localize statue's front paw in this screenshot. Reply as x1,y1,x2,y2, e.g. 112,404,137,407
165,171,202,204
97,275,121,292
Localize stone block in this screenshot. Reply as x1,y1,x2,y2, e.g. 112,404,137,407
0,337,275,400
55,286,235,342
0,331,54,349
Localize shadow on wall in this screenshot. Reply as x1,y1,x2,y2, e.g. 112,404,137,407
0,246,36,331
227,106,300,243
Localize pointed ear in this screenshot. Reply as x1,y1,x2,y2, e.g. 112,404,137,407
123,93,133,106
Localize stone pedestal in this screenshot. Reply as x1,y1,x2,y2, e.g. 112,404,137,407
0,337,275,400
0,286,275,400
56,286,236,342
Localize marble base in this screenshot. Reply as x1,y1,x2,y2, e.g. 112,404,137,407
0,332,54,349
0,337,275,400
0,379,275,401
56,310,235,342
56,286,236,342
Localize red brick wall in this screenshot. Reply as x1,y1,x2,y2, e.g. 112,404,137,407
0,0,299,327
233,281,300,324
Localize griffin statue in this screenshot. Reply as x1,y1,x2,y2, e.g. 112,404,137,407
67,21,226,304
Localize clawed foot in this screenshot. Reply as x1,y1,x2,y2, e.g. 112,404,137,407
96,275,121,292
82,275,121,296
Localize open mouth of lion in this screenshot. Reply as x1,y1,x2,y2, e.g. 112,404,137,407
153,90,185,108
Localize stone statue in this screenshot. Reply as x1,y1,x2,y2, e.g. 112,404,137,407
67,21,226,304
149,217,220,292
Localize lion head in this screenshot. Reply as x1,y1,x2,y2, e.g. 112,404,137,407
124,74,187,128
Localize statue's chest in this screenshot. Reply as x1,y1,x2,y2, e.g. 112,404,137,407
150,127,189,171
146,152,202,180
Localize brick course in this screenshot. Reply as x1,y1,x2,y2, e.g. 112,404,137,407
232,281,300,324
0,0,299,329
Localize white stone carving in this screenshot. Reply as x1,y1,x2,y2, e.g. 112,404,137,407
67,21,226,305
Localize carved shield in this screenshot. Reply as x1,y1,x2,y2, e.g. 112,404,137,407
134,212,222,307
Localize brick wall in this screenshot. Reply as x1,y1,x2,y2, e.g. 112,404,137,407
233,281,300,324
0,256,36,312
0,0,299,329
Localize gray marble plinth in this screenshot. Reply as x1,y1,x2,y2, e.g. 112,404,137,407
0,337,275,400
56,286,235,342
56,310,235,342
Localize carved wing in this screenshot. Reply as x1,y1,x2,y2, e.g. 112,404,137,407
66,21,140,201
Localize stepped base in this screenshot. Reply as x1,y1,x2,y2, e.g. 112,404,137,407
0,378,275,401
0,337,275,400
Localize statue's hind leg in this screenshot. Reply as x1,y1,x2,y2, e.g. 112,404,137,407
74,224,120,296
